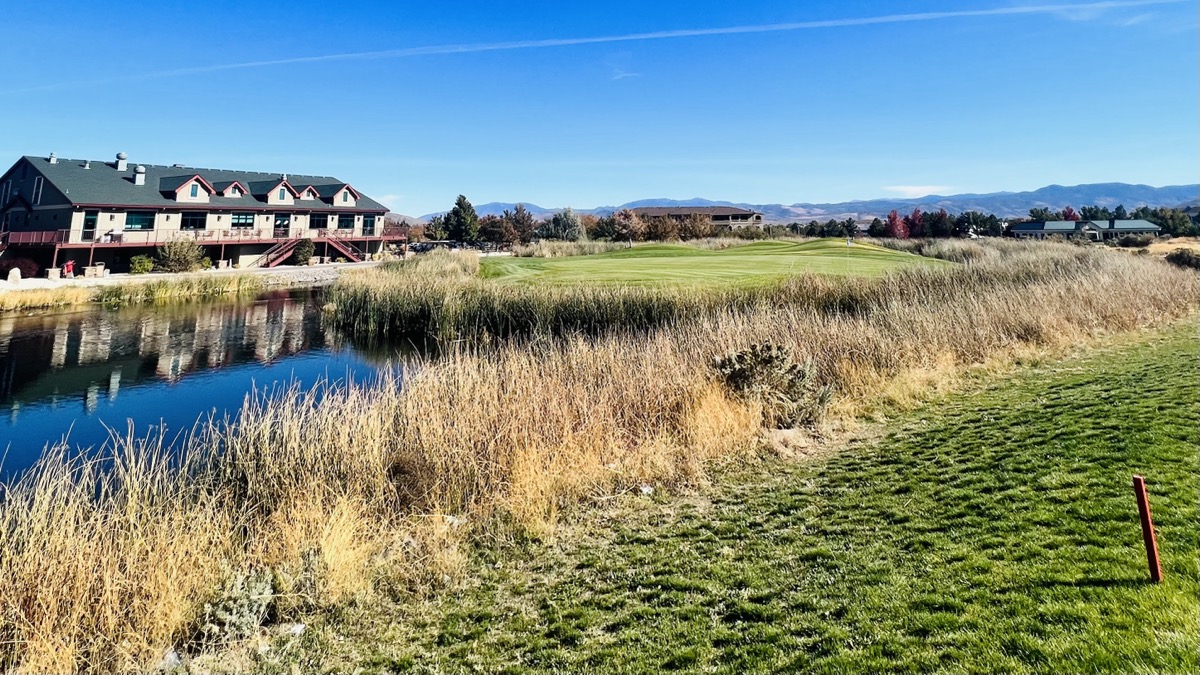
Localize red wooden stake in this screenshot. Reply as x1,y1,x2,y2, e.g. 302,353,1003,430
1132,475,1163,583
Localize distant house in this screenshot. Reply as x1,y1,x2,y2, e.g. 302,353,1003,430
630,206,764,228
1009,219,1159,241
0,152,400,272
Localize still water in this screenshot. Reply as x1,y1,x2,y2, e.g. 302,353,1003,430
0,288,402,477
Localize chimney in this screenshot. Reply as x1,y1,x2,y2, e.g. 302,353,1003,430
115,152,128,172
48,152,57,164
82,160,91,169
133,165,146,186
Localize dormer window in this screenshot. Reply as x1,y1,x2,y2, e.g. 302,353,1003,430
279,188,287,200
342,191,349,203
190,183,199,198
230,187,241,197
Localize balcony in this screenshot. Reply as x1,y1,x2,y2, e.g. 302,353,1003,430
3,225,407,248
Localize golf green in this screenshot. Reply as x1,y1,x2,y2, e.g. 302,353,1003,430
481,239,948,286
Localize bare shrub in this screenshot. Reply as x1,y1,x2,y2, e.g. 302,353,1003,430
714,343,831,428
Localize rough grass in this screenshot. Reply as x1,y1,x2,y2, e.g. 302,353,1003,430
307,325,1200,674
0,240,1196,672
511,240,629,257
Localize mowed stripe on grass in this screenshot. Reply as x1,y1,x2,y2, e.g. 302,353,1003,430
482,239,949,286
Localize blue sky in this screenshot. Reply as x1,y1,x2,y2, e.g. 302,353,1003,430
0,0,1195,215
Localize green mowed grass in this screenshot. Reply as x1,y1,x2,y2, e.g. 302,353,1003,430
304,326,1198,674
481,240,948,286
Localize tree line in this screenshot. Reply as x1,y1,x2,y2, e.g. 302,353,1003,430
1025,204,1197,237
389,195,1197,244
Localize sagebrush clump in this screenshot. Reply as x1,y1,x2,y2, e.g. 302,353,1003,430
1165,248,1200,270
714,343,831,428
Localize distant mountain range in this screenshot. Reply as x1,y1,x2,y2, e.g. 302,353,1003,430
411,183,1198,223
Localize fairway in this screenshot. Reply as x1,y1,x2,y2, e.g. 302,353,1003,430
481,239,948,286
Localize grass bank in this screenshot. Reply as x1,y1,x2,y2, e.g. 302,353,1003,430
0,274,264,312
313,324,1199,673
0,240,1195,671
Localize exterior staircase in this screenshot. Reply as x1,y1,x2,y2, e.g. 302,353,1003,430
322,229,366,262
249,237,302,268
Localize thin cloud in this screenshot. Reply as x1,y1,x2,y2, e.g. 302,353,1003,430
2,0,1183,94
1119,12,1155,25
883,185,951,198
610,69,640,80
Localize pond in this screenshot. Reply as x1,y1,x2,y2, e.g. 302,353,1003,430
0,288,407,478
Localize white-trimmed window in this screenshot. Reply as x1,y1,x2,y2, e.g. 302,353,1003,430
181,212,207,230
32,176,44,205
190,183,199,198
230,212,254,228
125,211,155,231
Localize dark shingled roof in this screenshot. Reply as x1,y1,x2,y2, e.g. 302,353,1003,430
630,206,760,217
1009,220,1077,231
20,155,388,212
1011,219,1160,232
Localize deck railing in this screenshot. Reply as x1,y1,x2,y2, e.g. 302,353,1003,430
4,227,407,247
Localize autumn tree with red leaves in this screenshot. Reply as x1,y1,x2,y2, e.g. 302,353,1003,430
904,208,925,238
884,209,908,238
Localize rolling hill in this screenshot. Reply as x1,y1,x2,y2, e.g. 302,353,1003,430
420,183,1198,223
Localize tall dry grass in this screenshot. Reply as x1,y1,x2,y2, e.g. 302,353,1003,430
1,240,1196,671
512,240,629,257
0,286,96,312
0,275,263,313
510,236,800,258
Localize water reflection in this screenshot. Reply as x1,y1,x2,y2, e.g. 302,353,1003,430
0,289,402,475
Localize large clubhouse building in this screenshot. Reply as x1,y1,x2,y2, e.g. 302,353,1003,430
0,153,399,271
630,206,764,228
1008,218,1160,240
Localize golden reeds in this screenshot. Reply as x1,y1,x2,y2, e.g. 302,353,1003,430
0,240,1195,671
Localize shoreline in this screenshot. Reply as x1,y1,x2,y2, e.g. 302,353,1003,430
0,260,380,296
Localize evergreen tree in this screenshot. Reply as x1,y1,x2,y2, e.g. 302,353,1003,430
445,195,480,243
925,209,954,237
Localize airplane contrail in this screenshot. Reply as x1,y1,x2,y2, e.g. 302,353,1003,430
2,0,1182,94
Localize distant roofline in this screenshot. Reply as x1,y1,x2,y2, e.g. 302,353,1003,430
63,201,387,213
22,155,348,181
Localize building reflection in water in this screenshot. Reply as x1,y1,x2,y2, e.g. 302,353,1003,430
0,289,372,421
